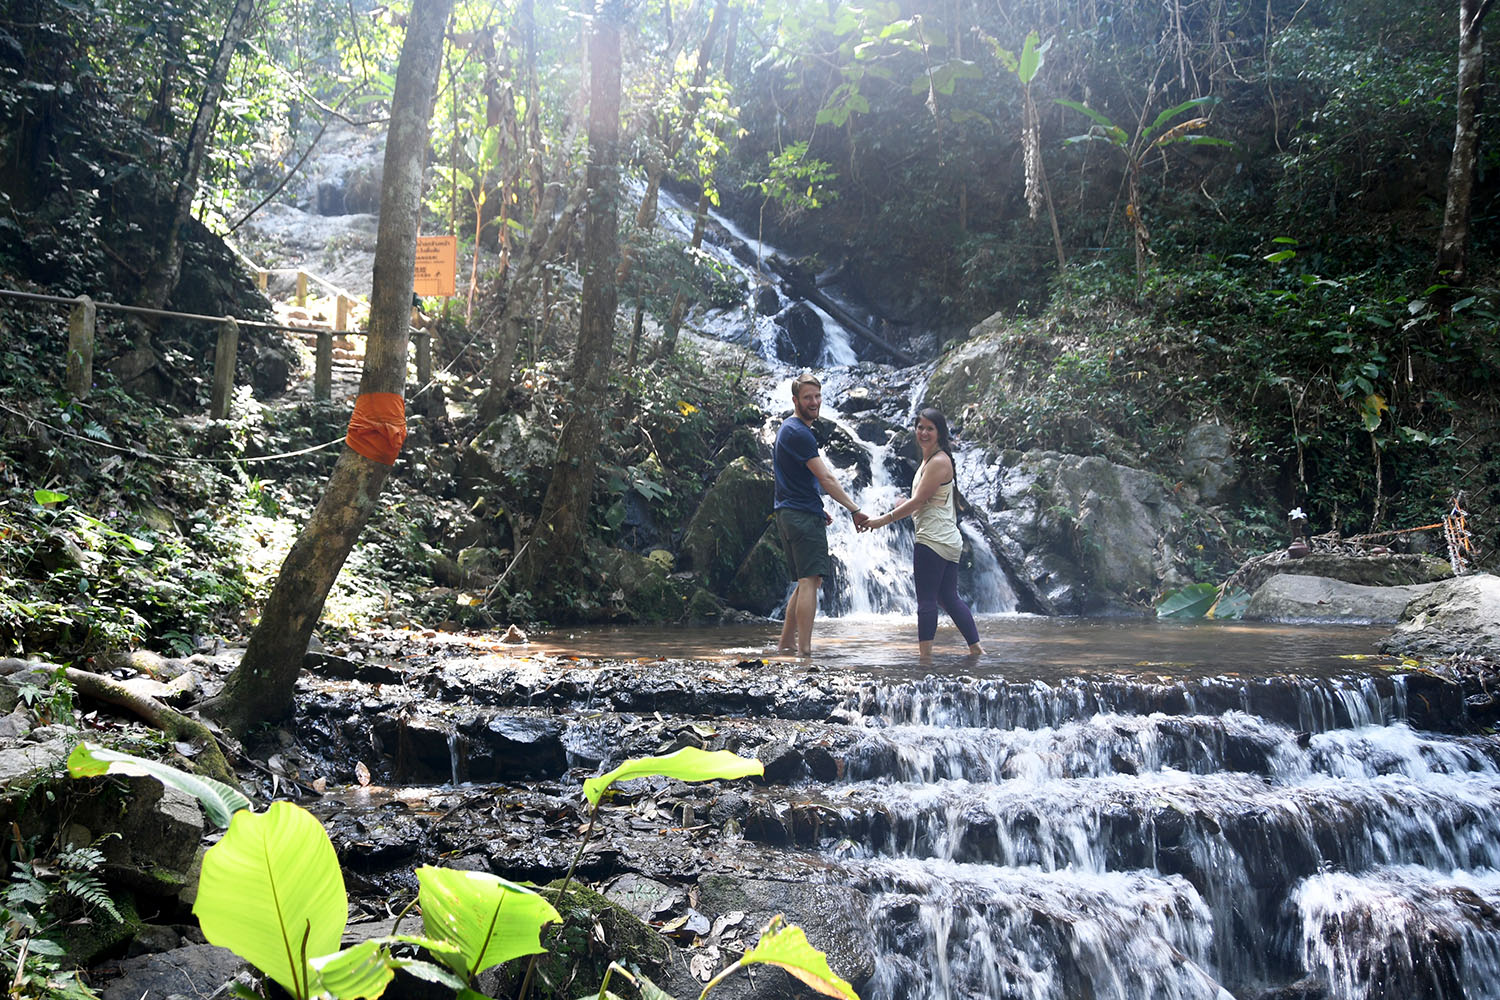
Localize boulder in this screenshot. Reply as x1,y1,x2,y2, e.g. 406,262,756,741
725,527,790,616
680,457,775,589
1230,552,1452,598
599,546,685,621
70,775,206,896
1380,574,1500,662
773,303,823,367
992,451,1194,612
100,944,248,1000
1180,421,1237,502
1244,575,1438,624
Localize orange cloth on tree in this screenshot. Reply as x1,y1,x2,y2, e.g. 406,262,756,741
346,392,407,466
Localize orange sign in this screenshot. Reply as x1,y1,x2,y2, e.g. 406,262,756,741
413,236,457,297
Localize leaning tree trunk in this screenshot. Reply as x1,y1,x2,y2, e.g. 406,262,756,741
206,0,453,737
1435,0,1494,286
515,0,622,591
139,0,257,311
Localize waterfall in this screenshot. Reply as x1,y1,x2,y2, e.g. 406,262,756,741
655,186,1020,618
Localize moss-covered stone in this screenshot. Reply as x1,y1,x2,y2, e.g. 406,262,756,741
680,457,774,589
725,526,790,617
598,547,687,622
487,881,671,1000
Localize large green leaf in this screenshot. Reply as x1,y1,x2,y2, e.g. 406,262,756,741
1017,31,1049,85
415,866,561,979
740,921,858,1000
1155,583,1220,619
67,742,251,828
193,801,347,1000
309,941,393,1000
583,747,765,806
1054,98,1126,146
1211,589,1251,620
1144,96,1218,140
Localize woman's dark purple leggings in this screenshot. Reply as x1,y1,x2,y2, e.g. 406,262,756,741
914,543,980,645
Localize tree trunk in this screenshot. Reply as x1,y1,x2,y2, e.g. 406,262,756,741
1436,0,1494,285
139,0,257,311
206,0,453,737
516,0,622,590
477,173,588,422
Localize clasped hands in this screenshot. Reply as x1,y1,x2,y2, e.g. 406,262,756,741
854,510,887,533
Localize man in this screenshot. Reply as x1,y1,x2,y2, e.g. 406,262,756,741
773,372,867,655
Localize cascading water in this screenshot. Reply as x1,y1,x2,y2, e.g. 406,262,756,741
639,189,1500,999
658,187,1017,621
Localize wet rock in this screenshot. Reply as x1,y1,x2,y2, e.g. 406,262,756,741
563,716,621,770
1381,573,1500,663
680,457,775,589
98,944,246,1000
773,302,823,366
692,875,877,999
469,715,566,781
388,716,458,783
753,285,780,315
1244,574,1437,623
803,743,840,782
1251,977,1329,1000
604,873,682,922
756,739,802,783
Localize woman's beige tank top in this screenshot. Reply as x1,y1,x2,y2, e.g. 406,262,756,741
913,467,963,563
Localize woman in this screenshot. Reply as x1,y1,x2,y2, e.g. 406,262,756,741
862,407,984,657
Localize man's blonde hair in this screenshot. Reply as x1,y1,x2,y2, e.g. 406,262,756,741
790,372,821,397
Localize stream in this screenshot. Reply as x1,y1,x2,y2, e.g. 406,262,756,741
292,620,1500,1000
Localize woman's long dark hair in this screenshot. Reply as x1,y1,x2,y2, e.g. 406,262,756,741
917,406,963,518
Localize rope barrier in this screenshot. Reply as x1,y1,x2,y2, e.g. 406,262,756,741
0,286,363,338
0,399,345,465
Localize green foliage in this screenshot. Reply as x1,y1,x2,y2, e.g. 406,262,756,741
2,838,121,1000
67,743,252,829
71,746,844,1000
1155,583,1219,619
194,801,349,1000
583,747,766,806
748,142,840,219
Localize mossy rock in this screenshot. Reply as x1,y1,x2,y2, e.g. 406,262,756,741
487,881,671,999
680,457,774,589
598,547,689,622
725,527,790,617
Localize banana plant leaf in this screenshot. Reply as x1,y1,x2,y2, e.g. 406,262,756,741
1156,583,1220,619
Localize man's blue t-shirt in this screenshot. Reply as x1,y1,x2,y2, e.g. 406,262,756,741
774,416,824,514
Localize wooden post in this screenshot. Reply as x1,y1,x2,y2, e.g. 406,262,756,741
296,271,308,307
336,294,349,332
414,330,432,388
256,269,269,292
66,295,96,400
211,317,240,419
315,331,333,401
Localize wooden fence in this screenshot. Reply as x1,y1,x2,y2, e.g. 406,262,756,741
0,282,430,419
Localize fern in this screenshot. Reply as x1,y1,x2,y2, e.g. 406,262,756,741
60,873,120,923
55,843,122,922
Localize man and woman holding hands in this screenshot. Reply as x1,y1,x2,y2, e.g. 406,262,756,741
772,372,984,658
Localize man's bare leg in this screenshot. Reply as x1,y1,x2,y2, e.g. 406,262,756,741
790,576,820,655
778,589,800,652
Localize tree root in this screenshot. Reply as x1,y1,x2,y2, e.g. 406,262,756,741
1,658,238,787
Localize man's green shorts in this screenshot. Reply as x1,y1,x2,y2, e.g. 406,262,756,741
776,508,831,581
